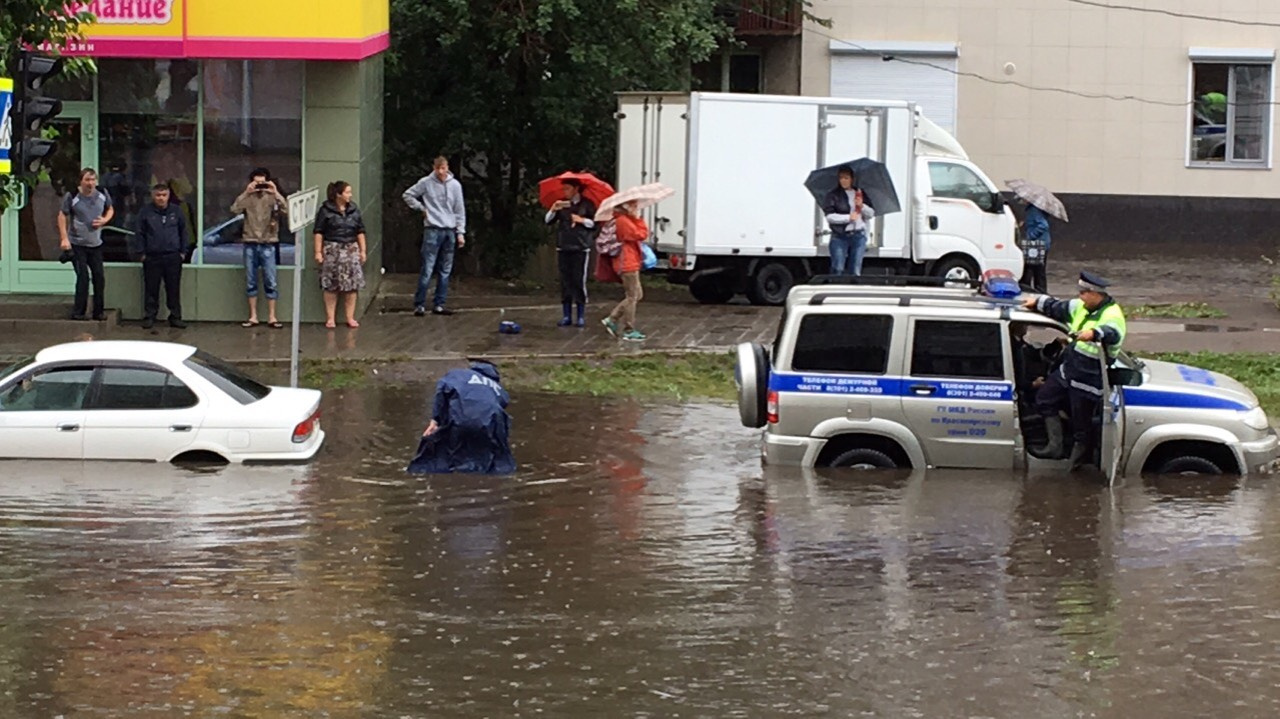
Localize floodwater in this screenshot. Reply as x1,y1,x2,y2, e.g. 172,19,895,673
2,386,1280,718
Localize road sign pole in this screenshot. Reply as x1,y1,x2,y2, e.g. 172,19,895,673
286,187,320,388
290,227,305,388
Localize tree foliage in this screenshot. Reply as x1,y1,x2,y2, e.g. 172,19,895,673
0,0,95,209
384,0,818,277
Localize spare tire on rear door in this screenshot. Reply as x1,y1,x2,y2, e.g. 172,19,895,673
735,342,770,428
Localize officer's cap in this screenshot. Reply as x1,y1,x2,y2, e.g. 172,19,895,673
1077,271,1111,294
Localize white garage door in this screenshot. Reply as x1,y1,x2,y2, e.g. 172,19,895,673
829,53,958,133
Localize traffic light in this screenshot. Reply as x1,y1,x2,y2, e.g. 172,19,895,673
13,52,64,177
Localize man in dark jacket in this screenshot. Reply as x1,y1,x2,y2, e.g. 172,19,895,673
407,359,515,475
136,183,190,329
544,179,596,326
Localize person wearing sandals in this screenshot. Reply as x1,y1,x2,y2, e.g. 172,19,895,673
601,200,648,342
313,181,367,328
232,167,288,329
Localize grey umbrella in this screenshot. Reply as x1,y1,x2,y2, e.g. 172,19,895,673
804,158,901,215
1005,179,1068,222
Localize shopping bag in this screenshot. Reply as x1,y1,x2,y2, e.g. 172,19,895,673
640,242,657,271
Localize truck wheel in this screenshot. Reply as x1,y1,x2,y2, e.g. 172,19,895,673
689,275,735,304
932,256,980,284
829,448,897,470
1155,456,1223,476
747,262,794,306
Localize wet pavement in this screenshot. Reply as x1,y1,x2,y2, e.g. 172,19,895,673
3,386,1280,717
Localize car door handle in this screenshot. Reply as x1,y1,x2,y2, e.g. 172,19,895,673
57,423,80,432
170,424,193,433
909,384,937,396
929,216,939,230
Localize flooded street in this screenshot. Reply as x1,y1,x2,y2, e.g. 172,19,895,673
2,385,1280,717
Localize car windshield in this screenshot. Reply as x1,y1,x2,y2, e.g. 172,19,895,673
0,357,35,385
184,351,272,405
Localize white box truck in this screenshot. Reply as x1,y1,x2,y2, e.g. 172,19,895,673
615,92,1024,305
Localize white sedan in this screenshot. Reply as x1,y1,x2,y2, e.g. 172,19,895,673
0,341,324,463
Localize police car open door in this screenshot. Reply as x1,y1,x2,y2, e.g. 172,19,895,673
1099,353,1126,485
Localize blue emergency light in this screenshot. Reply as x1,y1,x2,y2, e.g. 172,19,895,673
981,270,1021,299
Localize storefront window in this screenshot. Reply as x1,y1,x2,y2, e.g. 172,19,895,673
200,60,303,265
98,59,199,263
16,118,84,261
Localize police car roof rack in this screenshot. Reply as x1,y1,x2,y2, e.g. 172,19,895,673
807,291,1025,314
805,274,980,289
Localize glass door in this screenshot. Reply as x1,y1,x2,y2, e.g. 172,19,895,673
11,104,99,294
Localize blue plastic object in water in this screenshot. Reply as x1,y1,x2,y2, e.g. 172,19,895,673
499,320,522,334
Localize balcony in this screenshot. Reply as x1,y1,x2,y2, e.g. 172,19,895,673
730,0,802,36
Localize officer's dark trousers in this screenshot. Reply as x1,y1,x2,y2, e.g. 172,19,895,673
143,253,183,321
1035,372,1099,444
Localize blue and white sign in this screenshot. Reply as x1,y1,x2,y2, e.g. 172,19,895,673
0,77,13,175
769,372,1014,402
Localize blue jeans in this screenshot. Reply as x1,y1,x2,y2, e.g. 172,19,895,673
414,227,456,309
244,243,278,299
829,230,867,276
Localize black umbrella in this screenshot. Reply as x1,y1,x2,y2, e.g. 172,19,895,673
804,158,901,216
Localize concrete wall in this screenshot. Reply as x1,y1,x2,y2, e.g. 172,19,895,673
801,0,1280,199
105,55,386,322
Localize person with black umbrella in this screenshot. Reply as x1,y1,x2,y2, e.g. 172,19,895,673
821,166,876,276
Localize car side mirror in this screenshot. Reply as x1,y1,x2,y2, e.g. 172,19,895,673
1109,367,1143,387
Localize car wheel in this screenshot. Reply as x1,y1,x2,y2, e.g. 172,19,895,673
747,262,794,306
1155,455,1223,476
828,448,897,470
932,255,980,285
689,274,736,304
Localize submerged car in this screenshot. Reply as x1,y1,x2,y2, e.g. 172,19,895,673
736,277,1279,479
0,341,324,463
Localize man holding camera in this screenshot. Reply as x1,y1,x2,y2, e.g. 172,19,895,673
231,168,288,328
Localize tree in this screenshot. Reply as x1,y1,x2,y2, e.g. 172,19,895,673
0,0,94,209
384,0,820,277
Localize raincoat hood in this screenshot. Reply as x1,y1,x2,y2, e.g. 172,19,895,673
470,361,501,382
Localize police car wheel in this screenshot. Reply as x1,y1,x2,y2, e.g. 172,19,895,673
829,448,897,470
1155,456,1223,476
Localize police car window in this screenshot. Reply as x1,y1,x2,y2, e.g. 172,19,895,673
91,367,199,410
0,366,95,412
911,321,1005,380
791,315,893,374
928,162,994,211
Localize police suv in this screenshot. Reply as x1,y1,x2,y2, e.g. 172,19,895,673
735,277,1279,480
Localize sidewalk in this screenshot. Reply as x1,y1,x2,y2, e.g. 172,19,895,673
1,263,1276,363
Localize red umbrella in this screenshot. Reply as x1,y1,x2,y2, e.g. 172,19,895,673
538,171,615,210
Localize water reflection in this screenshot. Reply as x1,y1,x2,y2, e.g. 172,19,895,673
0,388,1278,717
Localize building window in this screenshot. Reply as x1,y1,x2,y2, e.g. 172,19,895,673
1190,62,1272,165
200,60,304,265
693,52,763,93
98,59,200,263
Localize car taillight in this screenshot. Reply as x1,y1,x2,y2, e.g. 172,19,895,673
767,391,779,424
670,254,683,269
293,409,320,443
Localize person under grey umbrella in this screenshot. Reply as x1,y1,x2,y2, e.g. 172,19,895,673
821,166,876,276
1005,179,1068,294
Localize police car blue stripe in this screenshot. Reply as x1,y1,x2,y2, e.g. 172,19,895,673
1122,389,1249,411
769,372,1013,401
768,372,1250,411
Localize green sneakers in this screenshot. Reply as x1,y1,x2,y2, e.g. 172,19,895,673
601,317,618,337
621,329,646,342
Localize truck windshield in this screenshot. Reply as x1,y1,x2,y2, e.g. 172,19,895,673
184,351,272,404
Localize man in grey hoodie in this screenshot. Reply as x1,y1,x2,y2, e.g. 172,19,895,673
403,156,467,316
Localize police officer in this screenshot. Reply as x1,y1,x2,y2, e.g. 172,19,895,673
1021,271,1127,469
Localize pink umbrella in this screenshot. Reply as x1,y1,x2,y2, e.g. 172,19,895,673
594,183,675,221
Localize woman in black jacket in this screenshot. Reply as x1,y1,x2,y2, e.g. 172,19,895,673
313,181,367,328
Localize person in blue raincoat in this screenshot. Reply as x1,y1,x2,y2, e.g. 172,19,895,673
407,359,515,474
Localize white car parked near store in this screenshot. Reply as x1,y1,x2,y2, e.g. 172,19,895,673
0,341,324,463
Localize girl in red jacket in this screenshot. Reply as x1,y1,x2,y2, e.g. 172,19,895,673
601,201,648,341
